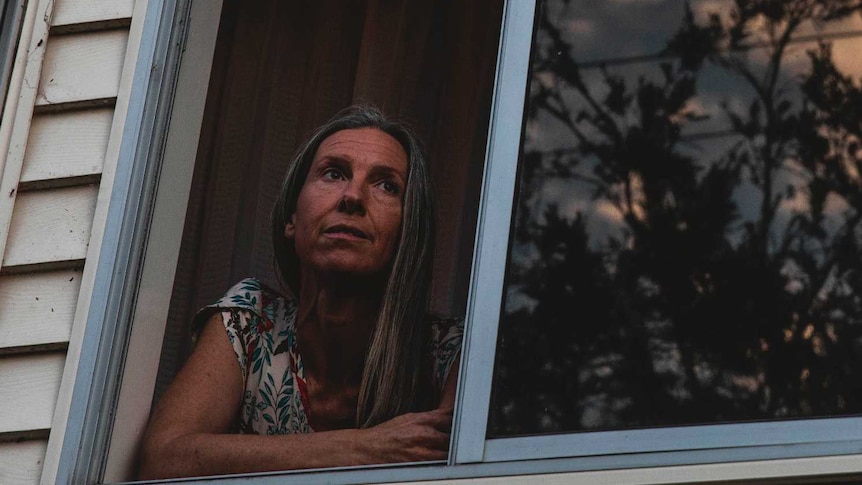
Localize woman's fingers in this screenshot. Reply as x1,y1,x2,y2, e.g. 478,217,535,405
411,411,452,453
367,409,455,462
426,428,451,451
424,408,453,433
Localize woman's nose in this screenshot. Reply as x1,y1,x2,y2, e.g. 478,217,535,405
337,183,366,215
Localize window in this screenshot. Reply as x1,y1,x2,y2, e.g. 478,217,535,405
477,0,862,466
59,0,506,482
55,0,862,483
491,0,862,437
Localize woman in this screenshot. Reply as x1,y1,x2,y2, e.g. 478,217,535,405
139,106,462,478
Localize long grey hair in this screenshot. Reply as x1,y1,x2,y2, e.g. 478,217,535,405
271,105,436,427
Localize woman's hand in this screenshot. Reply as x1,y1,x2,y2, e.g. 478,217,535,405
354,355,462,464
362,407,453,463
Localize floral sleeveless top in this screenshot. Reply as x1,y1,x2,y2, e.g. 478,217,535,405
194,278,463,435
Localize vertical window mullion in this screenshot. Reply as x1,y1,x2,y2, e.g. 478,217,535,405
450,0,537,465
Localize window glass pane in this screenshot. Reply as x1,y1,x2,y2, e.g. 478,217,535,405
489,0,862,438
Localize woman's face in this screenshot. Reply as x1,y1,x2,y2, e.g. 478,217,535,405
286,127,408,278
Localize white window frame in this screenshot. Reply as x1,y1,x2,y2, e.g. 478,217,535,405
51,0,862,483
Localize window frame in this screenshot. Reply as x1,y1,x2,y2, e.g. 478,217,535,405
52,0,862,483
49,0,209,482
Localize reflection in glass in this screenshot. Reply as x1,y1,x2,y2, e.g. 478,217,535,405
489,0,862,437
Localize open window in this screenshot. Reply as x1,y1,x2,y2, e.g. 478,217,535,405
151,0,503,401
82,0,505,482
56,0,862,483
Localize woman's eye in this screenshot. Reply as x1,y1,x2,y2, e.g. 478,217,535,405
379,180,401,195
322,168,343,181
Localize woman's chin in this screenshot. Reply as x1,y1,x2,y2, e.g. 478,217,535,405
313,261,389,284
303,248,392,279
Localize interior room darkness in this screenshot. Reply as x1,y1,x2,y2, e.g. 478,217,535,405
153,0,503,399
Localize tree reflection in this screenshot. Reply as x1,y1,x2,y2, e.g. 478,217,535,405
490,0,862,437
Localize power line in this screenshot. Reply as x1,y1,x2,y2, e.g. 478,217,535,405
571,29,862,70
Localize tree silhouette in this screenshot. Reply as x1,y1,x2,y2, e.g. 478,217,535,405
489,0,862,437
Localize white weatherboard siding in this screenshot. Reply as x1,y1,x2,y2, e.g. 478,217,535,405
20,109,112,186
2,185,98,267
0,269,82,350
36,30,128,107
0,353,65,434
0,441,48,485
51,0,135,30
0,0,135,482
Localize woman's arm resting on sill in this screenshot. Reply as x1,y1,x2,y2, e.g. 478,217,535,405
139,314,452,479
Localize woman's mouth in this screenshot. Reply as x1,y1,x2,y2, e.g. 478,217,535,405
323,224,370,240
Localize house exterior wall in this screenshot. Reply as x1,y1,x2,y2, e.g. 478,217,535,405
0,1,857,483
0,0,134,483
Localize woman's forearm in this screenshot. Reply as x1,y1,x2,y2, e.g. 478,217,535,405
139,428,374,479
139,407,451,479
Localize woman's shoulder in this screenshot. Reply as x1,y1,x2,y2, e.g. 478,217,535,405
192,278,296,337
429,315,464,338
208,277,295,316
428,315,464,355
428,315,464,392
